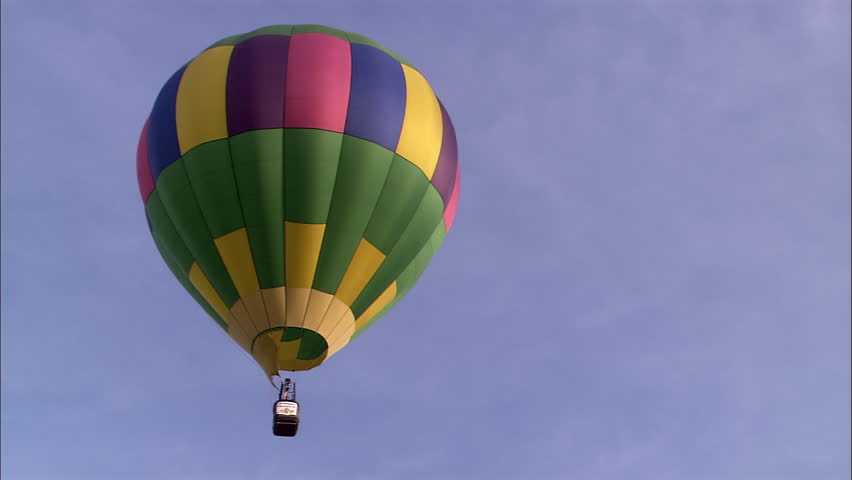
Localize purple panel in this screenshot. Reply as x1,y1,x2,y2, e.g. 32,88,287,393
430,100,458,205
226,35,291,136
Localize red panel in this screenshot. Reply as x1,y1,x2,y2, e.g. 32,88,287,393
443,165,460,232
283,34,351,132
136,118,155,202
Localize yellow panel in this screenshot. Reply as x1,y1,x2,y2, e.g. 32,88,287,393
214,228,261,298
251,333,279,378
325,308,356,358
285,222,326,288
279,356,326,371
321,294,353,330
335,239,386,306
176,46,233,154
189,263,231,322
230,299,261,338
275,335,326,372
395,65,443,179
276,337,302,361
354,282,398,332
315,298,349,345
261,287,287,328
319,294,355,343
285,287,311,329
224,320,252,353
301,290,335,338
241,290,271,332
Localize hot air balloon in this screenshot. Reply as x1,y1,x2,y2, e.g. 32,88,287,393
136,24,459,436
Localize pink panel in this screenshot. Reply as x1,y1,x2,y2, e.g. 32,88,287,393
283,33,351,132
136,118,155,202
443,165,460,232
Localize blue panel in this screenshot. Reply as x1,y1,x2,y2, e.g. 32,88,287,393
147,65,186,182
344,44,406,151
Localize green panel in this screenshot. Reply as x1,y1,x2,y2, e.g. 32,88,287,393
230,130,286,288
206,34,247,49
351,186,444,317
346,32,412,67
247,24,295,37
283,129,342,224
280,327,302,342
156,160,240,307
152,232,228,331
291,24,349,40
352,224,445,339
362,155,431,253
206,25,294,49
183,139,245,237
146,191,195,272
312,136,395,292
395,220,446,295
297,329,328,360
352,221,445,339
352,295,402,339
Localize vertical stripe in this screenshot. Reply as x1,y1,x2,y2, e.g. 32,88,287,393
251,333,278,377
261,287,287,328
285,222,326,288
285,287,311,333
283,129,341,223
182,139,244,237
444,165,460,232
300,290,335,336
395,65,443,179
362,156,431,253
147,66,186,182
430,100,458,204
148,215,225,331
312,136,394,293
325,308,356,357
136,118,154,202
240,291,272,332
283,34,351,132
335,239,386,306
226,35,290,135
213,228,261,298
318,294,355,343
396,221,446,296
230,130,286,288
176,46,233,154
351,187,444,317
189,263,233,326
230,298,262,339
145,191,195,272
344,44,406,150
156,159,241,307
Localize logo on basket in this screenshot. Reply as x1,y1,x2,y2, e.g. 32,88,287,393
276,402,298,416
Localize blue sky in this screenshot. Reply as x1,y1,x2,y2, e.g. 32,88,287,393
1,0,849,478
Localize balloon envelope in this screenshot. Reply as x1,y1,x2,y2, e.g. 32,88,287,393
136,25,460,379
